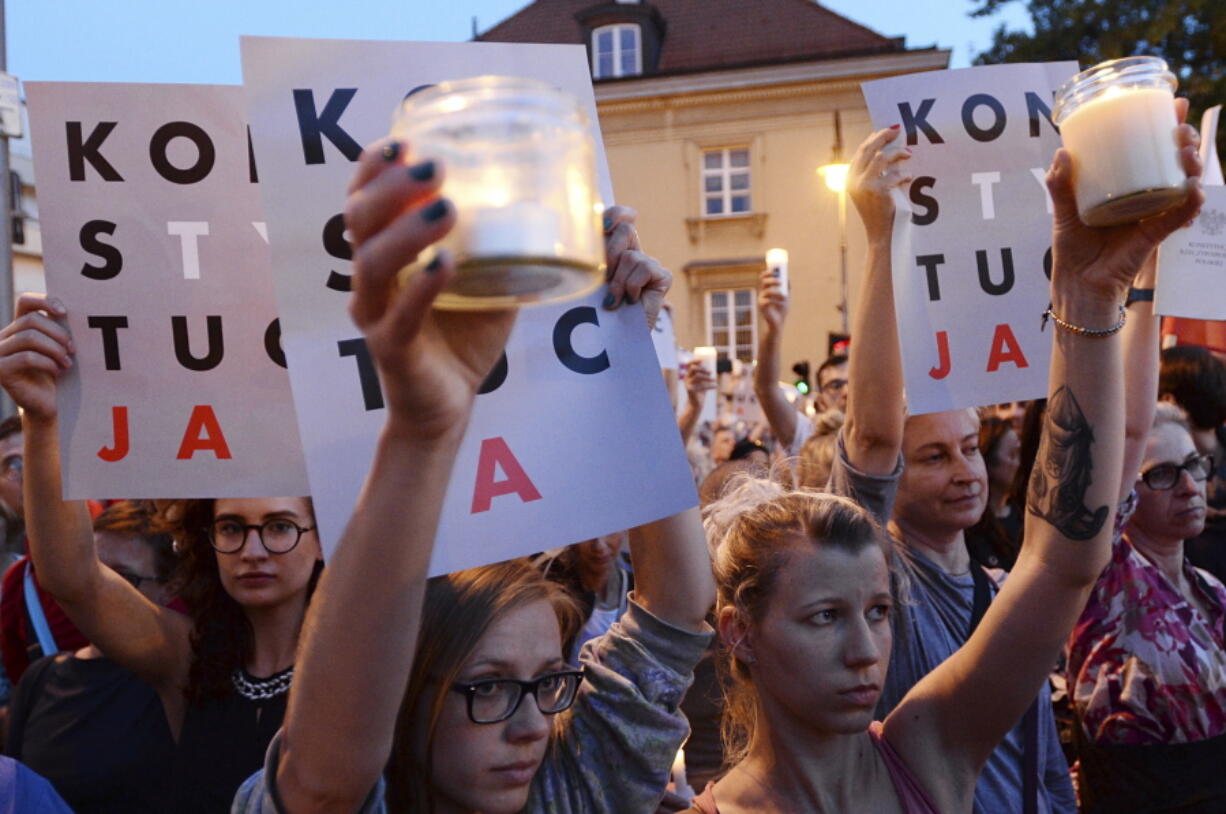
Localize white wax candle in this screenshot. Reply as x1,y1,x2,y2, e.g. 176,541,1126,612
671,746,695,800
693,346,718,379
766,247,789,296
460,203,562,257
1060,86,1185,225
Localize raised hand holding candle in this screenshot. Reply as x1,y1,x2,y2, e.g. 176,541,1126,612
1053,57,1188,227
693,346,718,379
766,247,789,296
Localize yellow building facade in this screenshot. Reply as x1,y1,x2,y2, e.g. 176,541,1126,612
594,51,948,371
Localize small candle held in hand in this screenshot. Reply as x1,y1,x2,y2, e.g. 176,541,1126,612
766,247,789,297
693,346,718,380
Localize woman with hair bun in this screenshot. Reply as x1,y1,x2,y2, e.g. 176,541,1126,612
682,112,1203,813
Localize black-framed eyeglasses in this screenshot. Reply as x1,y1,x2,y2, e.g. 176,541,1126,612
206,518,315,554
113,569,160,590
450,669,584,724
1139,454,1215,491
1,454,22,481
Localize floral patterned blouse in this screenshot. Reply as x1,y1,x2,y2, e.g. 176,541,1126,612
1066,492,1226,745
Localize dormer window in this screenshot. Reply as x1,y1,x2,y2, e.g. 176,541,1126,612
592,24,642,79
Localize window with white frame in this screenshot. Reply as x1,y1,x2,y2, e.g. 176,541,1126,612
591,24,642,79
702,147,751,217
706,288,757,362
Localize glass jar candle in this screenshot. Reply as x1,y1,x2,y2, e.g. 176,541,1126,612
392,76,605,309
1053,56,1187,227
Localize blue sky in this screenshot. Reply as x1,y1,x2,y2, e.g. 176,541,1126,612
9,1,1033,86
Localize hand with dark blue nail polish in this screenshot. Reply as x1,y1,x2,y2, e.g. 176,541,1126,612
601,205,672,330
342,137,516,440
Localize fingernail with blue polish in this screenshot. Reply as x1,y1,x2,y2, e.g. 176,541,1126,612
603,217,613,232
603,292,617,308
423,198,450,222
408,160,436,182
381,142,401,162
425,254,445,274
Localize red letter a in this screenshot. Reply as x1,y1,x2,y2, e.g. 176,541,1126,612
98,406,130,462
176,405,233,460
985,323,1030,372
471,437,543,514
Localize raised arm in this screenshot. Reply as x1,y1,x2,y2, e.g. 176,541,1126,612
275,140,514,813
677,362,715,444
752,270,799,451
842,128,910,474
886,115,1204,807
1119,251,1161,504
628,505,713,633
1116,99,1193,505
0,294,191,699
603,208,715,633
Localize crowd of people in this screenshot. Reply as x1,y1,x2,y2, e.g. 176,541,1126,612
0,95,1217,814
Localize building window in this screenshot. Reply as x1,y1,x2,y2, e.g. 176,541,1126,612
706,288,757,362
592,24,642,79
702,148,751,217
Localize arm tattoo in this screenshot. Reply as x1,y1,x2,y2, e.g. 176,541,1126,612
1026,385,1109,540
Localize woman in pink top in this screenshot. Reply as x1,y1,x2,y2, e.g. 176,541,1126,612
683,110,1203,814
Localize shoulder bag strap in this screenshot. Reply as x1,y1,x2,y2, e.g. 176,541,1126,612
22,563,58,658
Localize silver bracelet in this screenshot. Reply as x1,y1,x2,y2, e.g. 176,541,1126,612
1040,303,1126,337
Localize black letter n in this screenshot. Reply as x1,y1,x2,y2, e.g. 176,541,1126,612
293,89,362,165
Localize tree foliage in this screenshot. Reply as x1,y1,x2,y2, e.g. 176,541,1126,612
970,0,1225,158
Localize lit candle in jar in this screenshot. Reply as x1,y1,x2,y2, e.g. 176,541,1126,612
693,346,718,379
392,76,605,309
1054,57,1188,227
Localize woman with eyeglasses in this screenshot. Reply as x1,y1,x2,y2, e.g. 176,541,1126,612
0,301,324,813
228,137,713,814
1064,397,1226,813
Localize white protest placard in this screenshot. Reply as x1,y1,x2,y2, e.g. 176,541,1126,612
26,82,310,498
651,304,679,370
241,37,697,574
1156,105,1226,319
1156,187,1226,318
862,63,1077,414
729,367,764,426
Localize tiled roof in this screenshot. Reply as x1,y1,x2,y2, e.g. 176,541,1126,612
477,0,905,75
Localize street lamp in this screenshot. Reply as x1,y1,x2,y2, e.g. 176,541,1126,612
817,163,849,194
817,111,851,336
